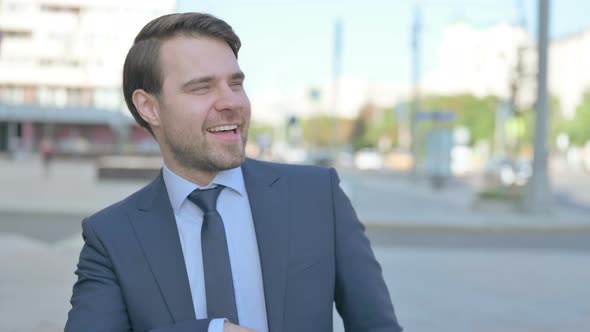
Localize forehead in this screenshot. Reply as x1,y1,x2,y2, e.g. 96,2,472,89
159,34,240,83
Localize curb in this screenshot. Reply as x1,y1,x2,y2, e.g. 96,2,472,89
0,209,90,220
363,221,590,233
2,209,589,233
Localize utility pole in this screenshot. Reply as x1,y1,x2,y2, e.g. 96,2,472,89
506,0,528,154
331,19,343,147
410,1,421,179
525,0,552,213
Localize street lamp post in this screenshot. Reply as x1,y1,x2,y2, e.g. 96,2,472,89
525,0,553,213
331,19,343,148
410,1,422,180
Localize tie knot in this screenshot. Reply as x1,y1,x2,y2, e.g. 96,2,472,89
188,185,225,213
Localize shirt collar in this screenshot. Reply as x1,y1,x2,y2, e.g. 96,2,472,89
162,162,247,214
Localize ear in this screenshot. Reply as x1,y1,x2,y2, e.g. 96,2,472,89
132,89,161,128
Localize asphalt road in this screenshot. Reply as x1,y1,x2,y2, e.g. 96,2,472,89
366,226,590,252
2,219,589,332
2,211,590,252
2,158,589,331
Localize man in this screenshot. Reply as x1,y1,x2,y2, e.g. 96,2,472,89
65,12,402,332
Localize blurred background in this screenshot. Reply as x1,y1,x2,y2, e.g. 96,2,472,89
0,0,589,331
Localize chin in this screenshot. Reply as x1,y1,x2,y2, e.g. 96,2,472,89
211,152,246,171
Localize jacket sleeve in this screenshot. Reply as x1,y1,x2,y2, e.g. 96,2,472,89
64,219,212,332
148,320,212,332
329,168,403,332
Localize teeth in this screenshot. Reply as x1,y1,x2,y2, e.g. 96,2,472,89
208,125,238,132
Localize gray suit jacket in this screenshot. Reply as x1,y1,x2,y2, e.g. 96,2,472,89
65,159,402,332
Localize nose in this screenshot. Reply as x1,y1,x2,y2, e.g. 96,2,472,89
213,84,243,112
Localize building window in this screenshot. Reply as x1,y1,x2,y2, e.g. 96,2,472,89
40,4,80,15
0,86,25,104
0,29,32,39
94,88,121,110
38,87,54,106
38,87,67,107
67,88,93,107
39,58,80,67
55,88,67,107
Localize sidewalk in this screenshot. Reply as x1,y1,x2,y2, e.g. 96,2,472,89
2,230,589,332
338,168,590,231
1,156,589,232
2,157,589,332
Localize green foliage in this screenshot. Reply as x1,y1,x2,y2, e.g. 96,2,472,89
477,186,524,202
367,107,398,149
248,120,275,141
349,103,373,150
301,114,353,147
349,94,498,152
558,91,590,145
349,103,398,151
518,96,562,150
421,94,498,145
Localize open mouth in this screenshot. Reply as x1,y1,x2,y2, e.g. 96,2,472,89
207,124,238,135
206,124,241,142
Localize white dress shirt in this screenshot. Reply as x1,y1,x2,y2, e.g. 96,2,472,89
162,163,268,332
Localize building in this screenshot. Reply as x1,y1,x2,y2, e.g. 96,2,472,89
423,21,537,108
0,0,175,155
549,27,590,118
423,20,590,119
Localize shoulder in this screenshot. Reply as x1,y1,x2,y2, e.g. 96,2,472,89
245,158,335,178
83,175,161,230
243,158,340,188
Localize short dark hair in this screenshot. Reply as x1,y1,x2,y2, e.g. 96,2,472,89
122,13,241,135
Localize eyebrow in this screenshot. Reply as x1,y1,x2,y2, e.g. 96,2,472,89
231,72,245,80
181,72,245,90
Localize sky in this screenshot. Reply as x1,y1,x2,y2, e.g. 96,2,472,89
176,0,590,101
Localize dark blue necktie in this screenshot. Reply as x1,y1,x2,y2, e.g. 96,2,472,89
188,185,239,324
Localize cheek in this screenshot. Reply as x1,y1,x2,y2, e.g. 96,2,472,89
241,96,252,117
168,99,208,127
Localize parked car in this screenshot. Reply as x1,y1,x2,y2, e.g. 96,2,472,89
353,149,384,170
484,157,532,187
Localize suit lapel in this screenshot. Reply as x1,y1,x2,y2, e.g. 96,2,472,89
127,173,195,323
242,159,289,332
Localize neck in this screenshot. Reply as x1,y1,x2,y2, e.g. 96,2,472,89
162,155,217,187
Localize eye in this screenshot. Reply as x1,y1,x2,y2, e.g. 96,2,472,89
230,81,244,90
191,86,210,94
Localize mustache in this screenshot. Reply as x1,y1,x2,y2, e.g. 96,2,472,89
204,113,246,126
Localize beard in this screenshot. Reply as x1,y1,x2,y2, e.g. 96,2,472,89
164,123,249,174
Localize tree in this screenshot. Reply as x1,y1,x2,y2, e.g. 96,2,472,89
521,96,562,152
349,103,375,150
301,115,353,147
420,94,497,145
348,103,399,151
248,120,275,142
560,91,590,145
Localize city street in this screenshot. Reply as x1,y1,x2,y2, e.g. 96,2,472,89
1,1,590,331
2,212,590,252
1,231,589,332
1,157,589,331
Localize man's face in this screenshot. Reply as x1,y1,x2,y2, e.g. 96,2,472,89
155,34,251,174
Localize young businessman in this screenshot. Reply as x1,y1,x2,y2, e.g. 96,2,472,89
65,12,402,332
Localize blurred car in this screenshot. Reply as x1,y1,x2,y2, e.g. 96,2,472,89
336,150,354,168
304,149,338,167
484,157,532,187
353,149,384,170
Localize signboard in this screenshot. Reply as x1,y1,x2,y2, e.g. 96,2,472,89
424,128,453,177
414,110,455,122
